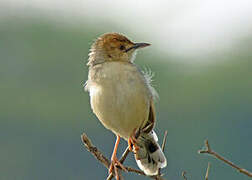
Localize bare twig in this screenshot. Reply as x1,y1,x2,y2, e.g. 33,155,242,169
118,169,124,180
82,132,167,180
161,130,168,152
152,175,165,180
106,148,145,180
106,147,131,180
107,130,167,180
182,171,187,180
119,147,130,164
106,166,146,180
157,131,168,177
199,139,252,178
81,133,110,168
81,133,124,179
205,163,210,180
107,134,166,180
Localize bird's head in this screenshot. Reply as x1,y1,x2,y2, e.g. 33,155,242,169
88,33,150,66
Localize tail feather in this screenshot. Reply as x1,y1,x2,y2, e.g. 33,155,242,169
134,130,167,175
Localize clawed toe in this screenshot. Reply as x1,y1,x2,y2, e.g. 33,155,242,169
128,129,140,153
128,138,140,153
109,157,127,173
109,157,127,180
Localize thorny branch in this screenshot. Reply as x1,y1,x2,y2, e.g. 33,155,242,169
199,139,252,178
81,132,167,180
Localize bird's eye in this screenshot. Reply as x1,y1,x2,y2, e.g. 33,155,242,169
119,45,125,50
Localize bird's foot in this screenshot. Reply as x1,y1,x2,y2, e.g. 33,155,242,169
128,129,140,153
109,157,127,180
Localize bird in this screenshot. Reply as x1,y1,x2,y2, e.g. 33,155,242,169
85,32,167,179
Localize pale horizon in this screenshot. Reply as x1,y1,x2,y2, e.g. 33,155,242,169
1,0,252,62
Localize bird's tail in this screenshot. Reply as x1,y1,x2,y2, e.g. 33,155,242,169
134,130,167,176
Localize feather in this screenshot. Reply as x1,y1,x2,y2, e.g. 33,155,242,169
142,67,159,101
134,130,167,175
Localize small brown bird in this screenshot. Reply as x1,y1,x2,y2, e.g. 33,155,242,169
85,33,166,179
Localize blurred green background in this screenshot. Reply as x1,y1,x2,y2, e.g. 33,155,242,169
1,1,252,180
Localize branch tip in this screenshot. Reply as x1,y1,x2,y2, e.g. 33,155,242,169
182,171,187,180
205,163,210,180
199,139,252,178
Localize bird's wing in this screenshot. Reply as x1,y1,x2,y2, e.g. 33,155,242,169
142,99,156,134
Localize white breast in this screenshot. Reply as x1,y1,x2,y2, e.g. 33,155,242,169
88,62,152,139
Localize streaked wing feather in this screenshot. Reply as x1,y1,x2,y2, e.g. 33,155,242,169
142,100,155,133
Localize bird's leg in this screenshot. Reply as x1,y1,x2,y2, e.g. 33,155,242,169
128,128,140,153
109,135,127,180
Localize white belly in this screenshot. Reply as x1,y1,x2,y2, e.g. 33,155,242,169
88,62,151,140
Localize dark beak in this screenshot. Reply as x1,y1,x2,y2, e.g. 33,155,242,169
125,42,151,52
